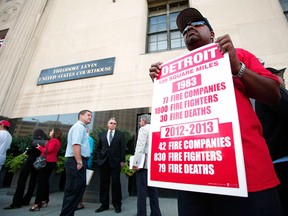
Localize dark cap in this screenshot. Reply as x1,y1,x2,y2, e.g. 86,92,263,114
266,67,286,75
176,8,213,33
0,120,10,128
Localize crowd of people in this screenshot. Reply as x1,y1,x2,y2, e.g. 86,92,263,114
0,6,287,216
4,129,47,209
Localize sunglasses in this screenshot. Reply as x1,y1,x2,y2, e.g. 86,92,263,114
109,122,117,125
182,21,206,35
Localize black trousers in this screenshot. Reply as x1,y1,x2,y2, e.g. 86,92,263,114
99,159,122,208
12,158,38,206
177,187,284,216
34,162,56,204
136,169,162,216
274,161,288,216
60,157,87,216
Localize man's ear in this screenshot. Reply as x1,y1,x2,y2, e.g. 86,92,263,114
210,31,215,42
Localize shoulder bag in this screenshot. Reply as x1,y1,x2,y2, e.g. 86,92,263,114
33,149,47,170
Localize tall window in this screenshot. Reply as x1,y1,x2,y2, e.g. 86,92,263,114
147,1,188,53
0,29,8,48
279,0,288,20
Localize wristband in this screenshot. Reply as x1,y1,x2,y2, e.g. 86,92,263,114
233,62,246,78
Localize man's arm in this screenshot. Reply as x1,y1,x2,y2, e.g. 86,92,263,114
238,70,280,105
216,34,280,105
132,127,147,171
95,134,103,160
73,144,82,170
273,87,288,120
120,132,126,167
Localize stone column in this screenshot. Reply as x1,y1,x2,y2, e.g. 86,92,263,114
0,0,49,117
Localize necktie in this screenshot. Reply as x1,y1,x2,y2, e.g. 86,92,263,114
109,130,113,144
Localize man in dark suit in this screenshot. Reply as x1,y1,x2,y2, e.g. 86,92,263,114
95,117,125,213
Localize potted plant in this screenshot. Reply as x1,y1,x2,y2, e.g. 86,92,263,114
4,152,27,173
121,154,135,177
4,135,33,173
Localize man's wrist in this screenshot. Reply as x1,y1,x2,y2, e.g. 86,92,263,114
233,62,246,78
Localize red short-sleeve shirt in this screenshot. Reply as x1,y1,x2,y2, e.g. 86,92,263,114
234,48,280,192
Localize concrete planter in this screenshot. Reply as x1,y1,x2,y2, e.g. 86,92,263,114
6,169,61,195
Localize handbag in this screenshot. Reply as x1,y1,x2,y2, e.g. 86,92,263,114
33,149,47,170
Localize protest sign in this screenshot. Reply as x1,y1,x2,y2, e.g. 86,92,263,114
148,43,247,197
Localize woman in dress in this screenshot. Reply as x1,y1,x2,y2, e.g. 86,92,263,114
29,128,62,211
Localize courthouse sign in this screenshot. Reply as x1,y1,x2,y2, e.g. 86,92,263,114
37,57,115,85
148,43,247,197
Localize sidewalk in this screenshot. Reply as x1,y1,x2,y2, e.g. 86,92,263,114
0,188,177,216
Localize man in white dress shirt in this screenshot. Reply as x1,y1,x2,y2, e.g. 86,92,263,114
0,120,12,171
132,114,162,216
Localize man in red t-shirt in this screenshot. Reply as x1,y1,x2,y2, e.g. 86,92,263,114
149,7,283,216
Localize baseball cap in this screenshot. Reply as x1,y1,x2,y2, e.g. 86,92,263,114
266,67,286,75
176,8,213,33
0,120,10,128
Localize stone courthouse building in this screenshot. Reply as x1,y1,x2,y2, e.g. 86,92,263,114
0,0,287,199
0,0,287,163
0,0,288,135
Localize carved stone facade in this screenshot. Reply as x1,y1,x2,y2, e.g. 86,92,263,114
0,0,287,119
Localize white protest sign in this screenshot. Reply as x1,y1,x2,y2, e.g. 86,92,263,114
148,43,247,197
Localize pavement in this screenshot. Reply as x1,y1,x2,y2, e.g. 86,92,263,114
0,188,178,216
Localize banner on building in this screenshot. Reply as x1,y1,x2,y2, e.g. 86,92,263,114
148,43,247,197
37,57,115,85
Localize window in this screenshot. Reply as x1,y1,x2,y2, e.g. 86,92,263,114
147,1,188,53
279,0,288,20
0,29,8,48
